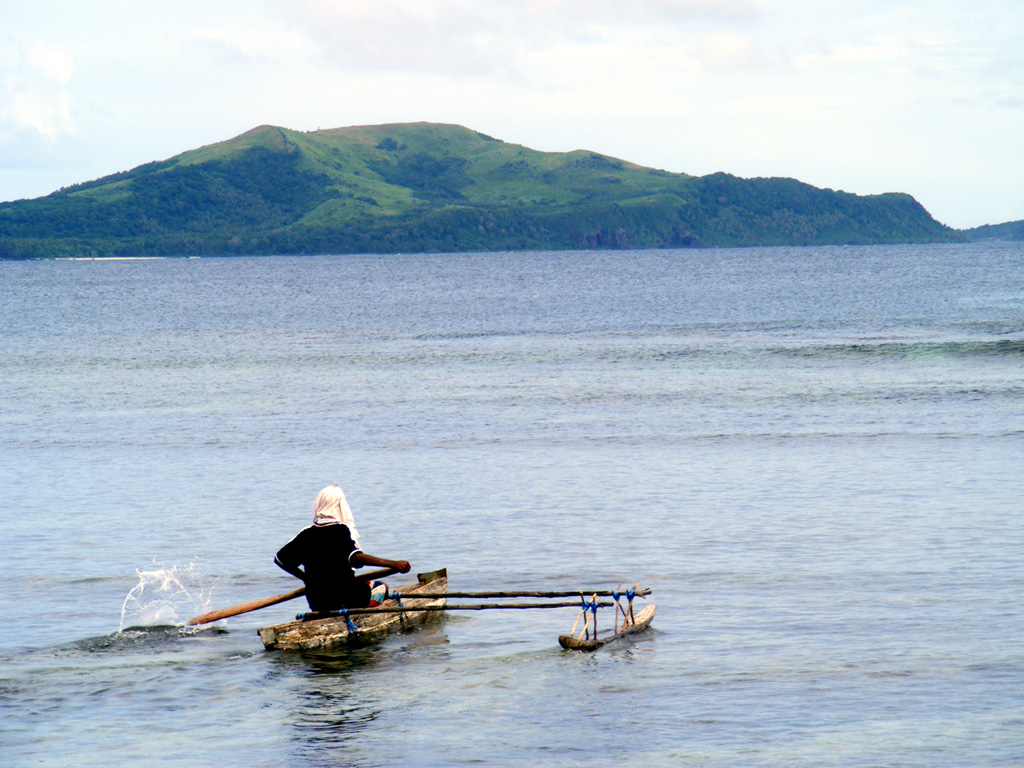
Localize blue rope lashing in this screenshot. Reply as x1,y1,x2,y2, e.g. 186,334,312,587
578,596,600,614
341,607,359,635
612,588,620,602
626,587,636,601
392,590,403,607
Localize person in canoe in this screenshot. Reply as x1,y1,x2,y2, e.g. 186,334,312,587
274,484,410,612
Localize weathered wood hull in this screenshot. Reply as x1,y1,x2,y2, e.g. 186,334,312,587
558,603,656,652
258,569,447,651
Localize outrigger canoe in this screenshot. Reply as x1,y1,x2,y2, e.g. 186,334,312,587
257,568,447,651
558,602,656,652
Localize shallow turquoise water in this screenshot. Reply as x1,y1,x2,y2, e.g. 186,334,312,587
1,244,1022,766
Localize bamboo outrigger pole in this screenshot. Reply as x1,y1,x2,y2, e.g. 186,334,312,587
189,577,652,626
299,600,618,620
407,588,651,599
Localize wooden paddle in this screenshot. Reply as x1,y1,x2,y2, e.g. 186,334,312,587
186,567,399,626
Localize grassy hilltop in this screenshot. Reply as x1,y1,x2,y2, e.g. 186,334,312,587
0,122,961,258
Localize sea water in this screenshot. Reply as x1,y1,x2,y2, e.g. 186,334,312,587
1,244,1022,767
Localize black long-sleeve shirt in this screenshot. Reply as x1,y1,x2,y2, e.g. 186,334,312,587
274,523,370,611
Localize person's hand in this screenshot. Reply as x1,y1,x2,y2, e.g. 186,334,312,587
394,560,411,573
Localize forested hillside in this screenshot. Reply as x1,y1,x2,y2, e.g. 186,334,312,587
0,122,961,258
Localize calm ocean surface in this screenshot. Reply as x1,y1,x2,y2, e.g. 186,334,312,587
1,243,1022,767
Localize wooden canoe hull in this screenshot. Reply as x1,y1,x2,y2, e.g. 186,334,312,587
558,603,656,651
258,569,447,651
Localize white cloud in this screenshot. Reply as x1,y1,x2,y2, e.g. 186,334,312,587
692,31,776,71
277,0,760,77
2,37,75,141
10,87,72,140
186,27,321,65
26,38,74,83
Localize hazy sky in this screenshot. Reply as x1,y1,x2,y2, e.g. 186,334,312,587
2,0,1022,228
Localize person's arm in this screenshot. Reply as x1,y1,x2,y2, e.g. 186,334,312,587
350,551,411,573
274,541,306,582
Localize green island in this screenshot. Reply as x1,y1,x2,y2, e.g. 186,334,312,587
0,122,969,259
961,220,1024,242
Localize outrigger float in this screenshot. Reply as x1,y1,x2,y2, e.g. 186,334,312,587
558,587,657,652
187,568,655,652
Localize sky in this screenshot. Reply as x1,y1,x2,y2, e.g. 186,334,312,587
2,0,1022,229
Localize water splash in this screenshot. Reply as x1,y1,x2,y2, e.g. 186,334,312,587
119,562,210,631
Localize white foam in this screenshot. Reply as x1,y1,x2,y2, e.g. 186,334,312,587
119,562,210,631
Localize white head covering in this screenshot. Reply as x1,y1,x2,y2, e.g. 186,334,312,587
312,484,360,546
